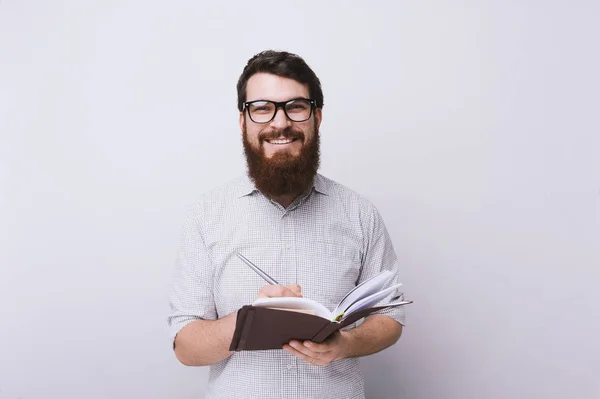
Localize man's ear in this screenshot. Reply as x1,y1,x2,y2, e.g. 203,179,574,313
239,112,245,133
314,108,323,130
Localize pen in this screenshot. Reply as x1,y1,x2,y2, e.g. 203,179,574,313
236,252,280,285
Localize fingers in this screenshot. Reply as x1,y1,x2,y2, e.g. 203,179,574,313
257,284,302,299
283,343,322,366
288,341,317,358
283,341,334,366
308,331,342,353
301,340,330,353
286,284,302,296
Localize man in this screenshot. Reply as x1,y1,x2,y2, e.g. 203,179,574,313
167,50,406,399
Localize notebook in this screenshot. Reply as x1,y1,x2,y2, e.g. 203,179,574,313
229,270,412,351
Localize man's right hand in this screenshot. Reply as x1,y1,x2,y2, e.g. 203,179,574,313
257,284,302,299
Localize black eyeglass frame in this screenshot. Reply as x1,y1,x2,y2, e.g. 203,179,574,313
242,98,317,124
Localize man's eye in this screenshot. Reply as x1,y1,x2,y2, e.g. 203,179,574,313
288,104,308,111
251,104,274,113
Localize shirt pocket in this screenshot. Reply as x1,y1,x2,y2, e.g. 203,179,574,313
298,241,362,311
310,240,361,263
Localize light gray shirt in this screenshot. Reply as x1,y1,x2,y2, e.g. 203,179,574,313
167,173,405,399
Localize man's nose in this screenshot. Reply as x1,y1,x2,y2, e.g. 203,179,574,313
269,106,291,130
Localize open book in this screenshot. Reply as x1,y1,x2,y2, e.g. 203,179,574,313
229,270,412,351
253,270,405,322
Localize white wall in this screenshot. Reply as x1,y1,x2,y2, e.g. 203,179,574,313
1,1,599,398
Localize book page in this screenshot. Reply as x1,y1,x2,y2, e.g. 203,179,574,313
252,297,332,320
266,307,317,315
342,283,403,319
333,270,394,316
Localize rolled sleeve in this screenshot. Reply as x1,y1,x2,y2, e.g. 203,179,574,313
358,204,406,326
167,203,217,346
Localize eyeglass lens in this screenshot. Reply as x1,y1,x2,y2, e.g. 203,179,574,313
247,99,312,123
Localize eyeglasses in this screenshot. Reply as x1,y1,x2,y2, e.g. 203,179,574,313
242,98,316,124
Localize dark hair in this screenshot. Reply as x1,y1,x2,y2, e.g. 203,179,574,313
236,50,324,111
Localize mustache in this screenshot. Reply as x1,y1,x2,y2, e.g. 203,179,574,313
259,128,305,142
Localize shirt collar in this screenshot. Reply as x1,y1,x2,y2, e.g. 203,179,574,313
236,173,330,198
236,174,258,197
312,173,330,195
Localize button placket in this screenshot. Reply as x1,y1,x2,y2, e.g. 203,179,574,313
281,354,298,399
280,212,297,283
280,212,299,399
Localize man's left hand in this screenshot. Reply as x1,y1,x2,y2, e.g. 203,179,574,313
283,331,347,366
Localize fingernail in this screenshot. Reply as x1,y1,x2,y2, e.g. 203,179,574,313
304,342,311,348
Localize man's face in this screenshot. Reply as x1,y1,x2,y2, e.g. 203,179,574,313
240,73,322,198
240,73,322,160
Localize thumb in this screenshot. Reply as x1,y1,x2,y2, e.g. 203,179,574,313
288,284,302,296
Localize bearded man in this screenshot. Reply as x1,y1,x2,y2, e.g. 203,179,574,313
167,50,406,399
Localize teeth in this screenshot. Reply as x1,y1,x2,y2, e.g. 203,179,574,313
268,138,294,145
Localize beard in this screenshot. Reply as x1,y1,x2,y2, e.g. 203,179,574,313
242,121,320,198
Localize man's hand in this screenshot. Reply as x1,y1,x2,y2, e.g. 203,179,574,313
257,284,302,299
283,331,347,366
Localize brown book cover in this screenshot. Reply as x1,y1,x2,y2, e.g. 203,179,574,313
229,303,408,351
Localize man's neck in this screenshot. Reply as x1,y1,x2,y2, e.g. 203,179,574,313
256,177,316,209
270,192,302,209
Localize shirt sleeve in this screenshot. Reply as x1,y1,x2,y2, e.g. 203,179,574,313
166,203,217,347
357,203,406,326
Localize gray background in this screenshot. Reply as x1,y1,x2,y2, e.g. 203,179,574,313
1,1,599,398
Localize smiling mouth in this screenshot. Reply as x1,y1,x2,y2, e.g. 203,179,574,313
265,138,298,145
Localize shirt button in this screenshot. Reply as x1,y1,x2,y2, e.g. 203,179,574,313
286,364,293,370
